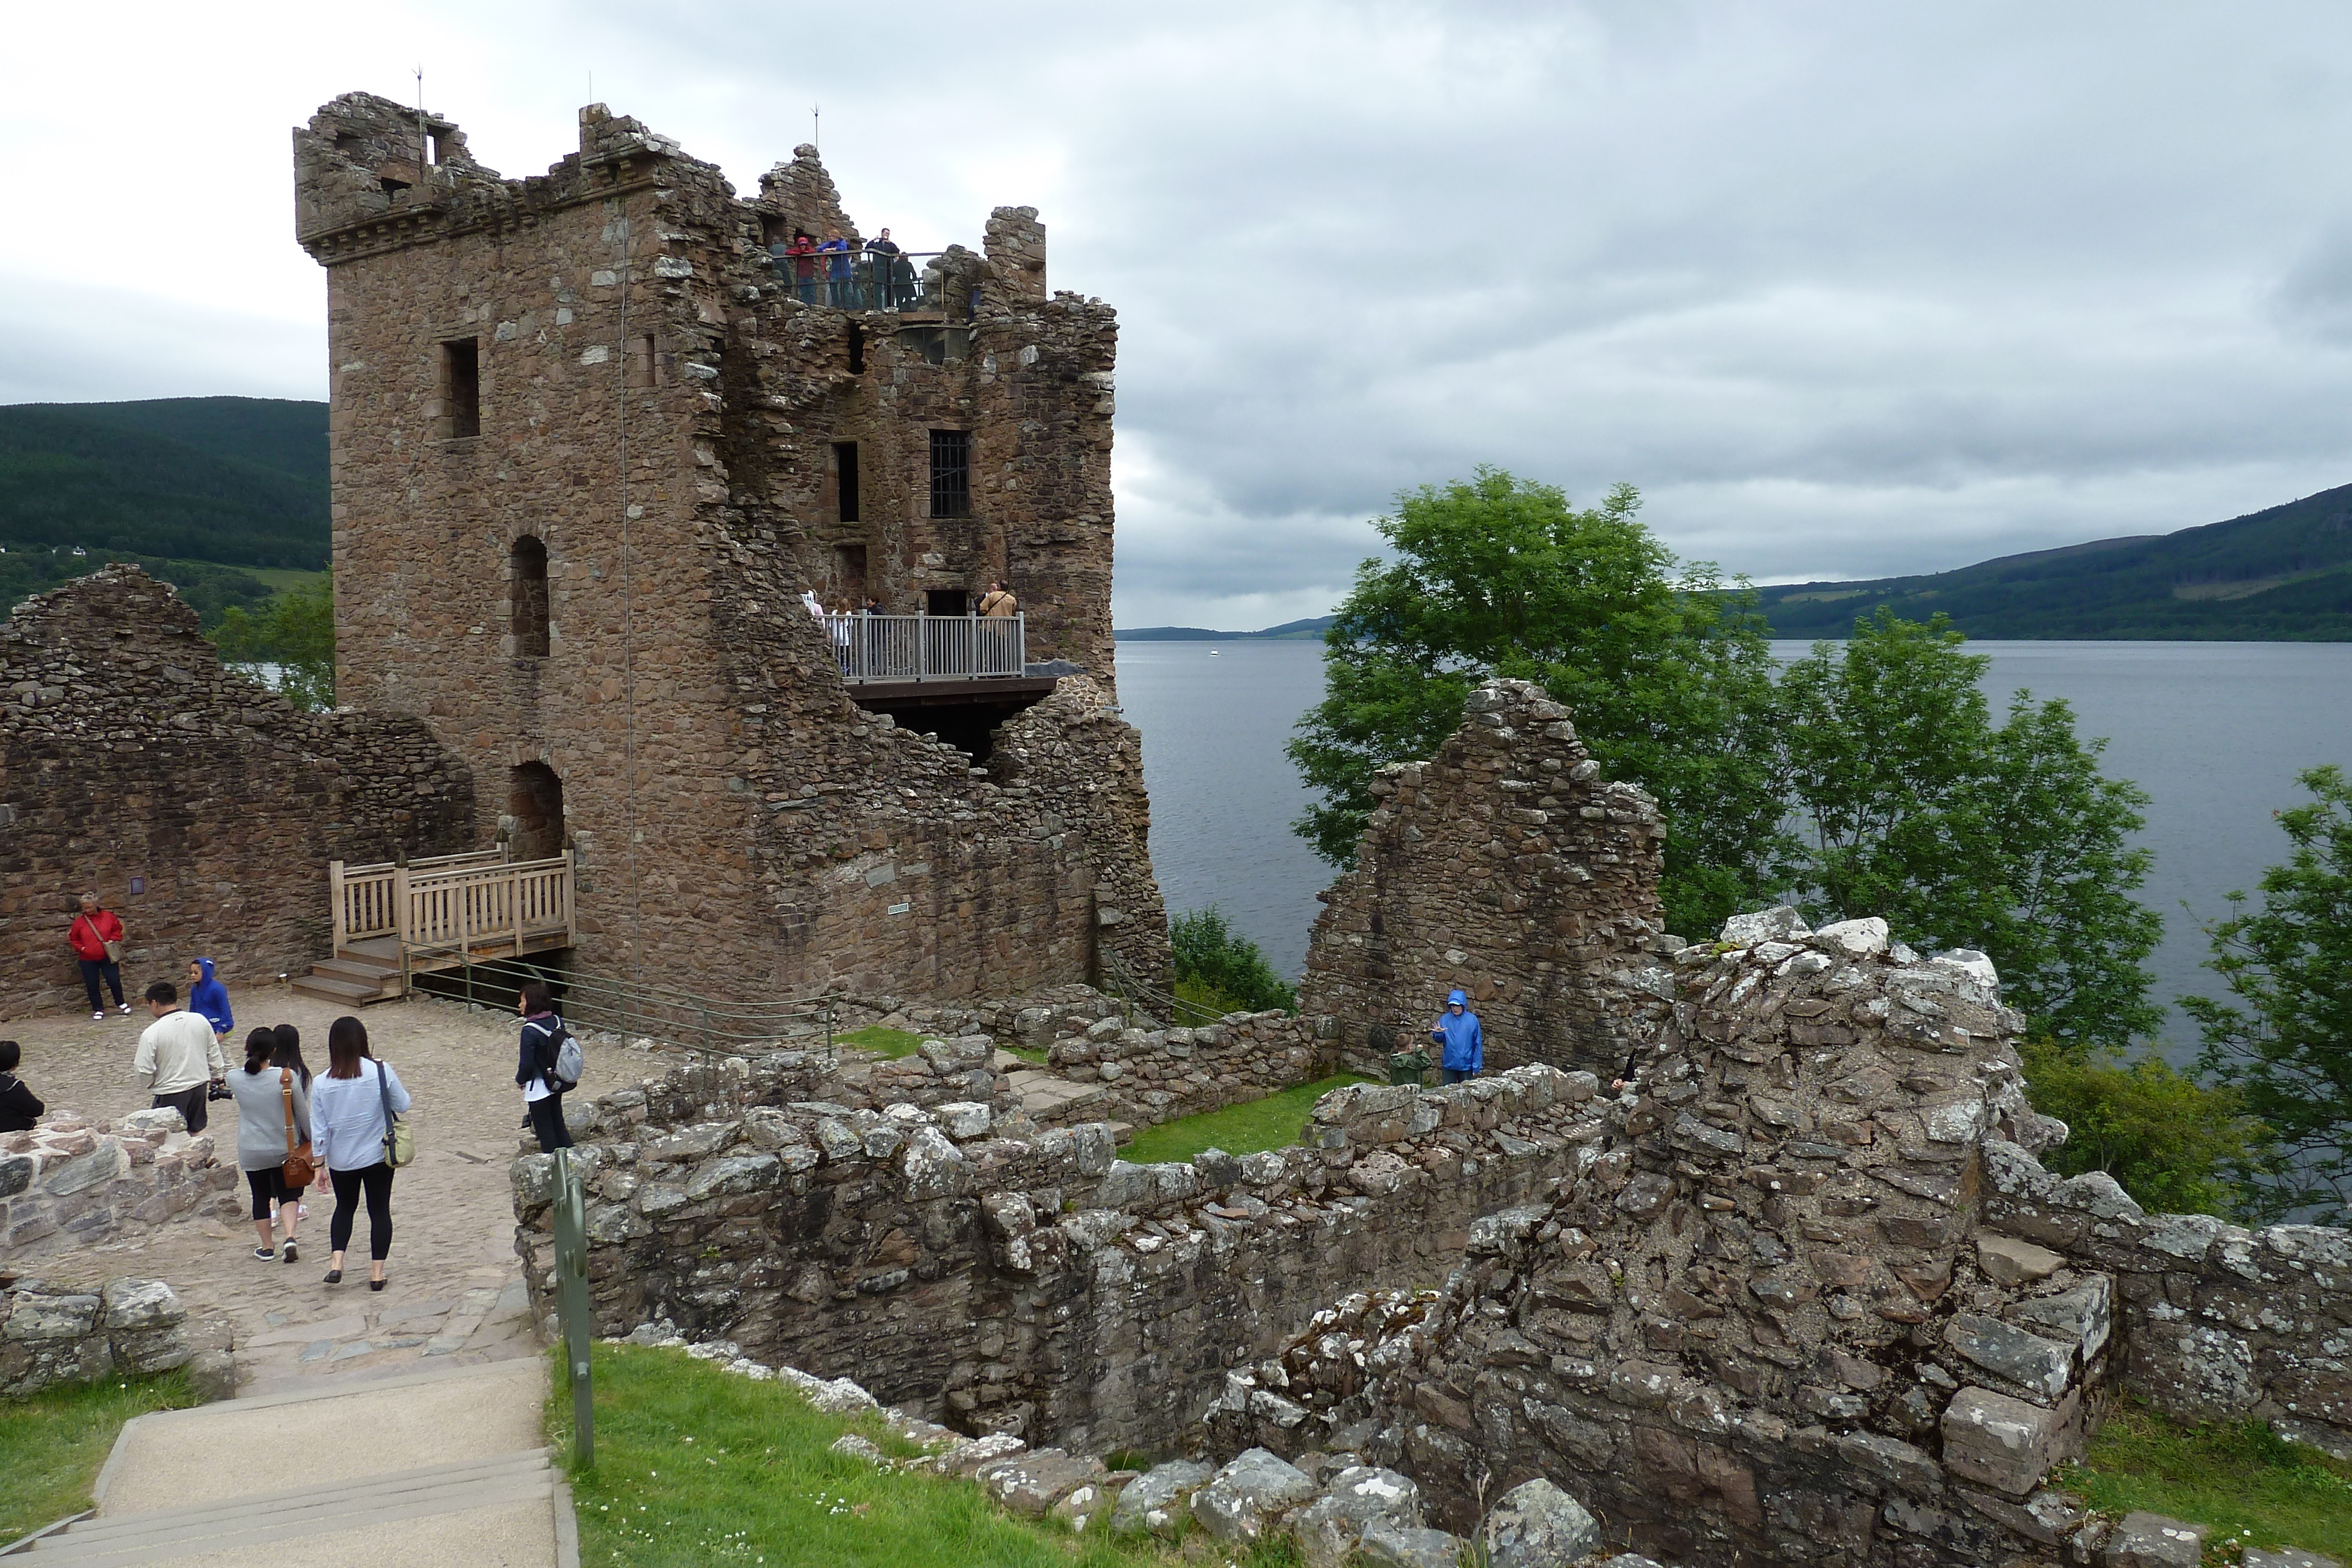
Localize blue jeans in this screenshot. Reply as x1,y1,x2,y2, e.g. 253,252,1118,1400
1442,1066,1475,1085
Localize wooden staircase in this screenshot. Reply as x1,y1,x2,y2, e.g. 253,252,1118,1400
289,945,407,1007
293,851,577,1007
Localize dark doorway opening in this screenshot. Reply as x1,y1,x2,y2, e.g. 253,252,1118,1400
509,763,565,862
833,442,860,523
510,536,549,657
926,587,968,618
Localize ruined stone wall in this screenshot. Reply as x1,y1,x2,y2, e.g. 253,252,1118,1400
298,92,1160,1002
1979,1139,2352,1460
513,1054,1606,1455
1043,1011,1338,1130
0,569,473,1018
1197,908,2352,1567
1,1106,235,1259
1299,680,1678,1078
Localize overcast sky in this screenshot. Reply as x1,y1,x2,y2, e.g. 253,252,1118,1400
6,2,2351,629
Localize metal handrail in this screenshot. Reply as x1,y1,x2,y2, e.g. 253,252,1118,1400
821,611,1024,683
405,943,838,1064
551,1148,594,1468
1098,947,1228,1031
766,246,950,312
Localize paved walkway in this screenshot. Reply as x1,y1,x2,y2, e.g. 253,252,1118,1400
7,986,669,1395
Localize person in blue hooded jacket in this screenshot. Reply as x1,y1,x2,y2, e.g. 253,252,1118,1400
1429,988,1482,1084
187,957,233,1045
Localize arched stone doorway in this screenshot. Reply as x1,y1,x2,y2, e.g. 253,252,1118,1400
508,763,565,861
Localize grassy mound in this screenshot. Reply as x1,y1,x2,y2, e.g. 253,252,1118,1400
0,1370,200,1543
2057,1399,2352,1562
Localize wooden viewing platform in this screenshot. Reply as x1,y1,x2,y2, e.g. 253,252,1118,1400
292,849,575,1005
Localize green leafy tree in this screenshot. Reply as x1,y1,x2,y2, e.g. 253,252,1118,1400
2186,765,2352,1221
1286,469,1785,935
1170,907,1297,1016
2020,1038,2271,1218
211,577,335,712
1776,610,2163,1049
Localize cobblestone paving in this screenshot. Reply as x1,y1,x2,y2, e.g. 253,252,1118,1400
5,986,671,1395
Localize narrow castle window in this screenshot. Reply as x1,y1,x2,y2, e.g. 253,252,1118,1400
846,322,866,376
626,333,659,389
929,429,970,519
442,338,480,438
833,442,860,524
510,536,549,657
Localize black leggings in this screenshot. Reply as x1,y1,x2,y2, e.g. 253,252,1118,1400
328,1162,395,1261
245,1166,296,1221
527,1094,573,1153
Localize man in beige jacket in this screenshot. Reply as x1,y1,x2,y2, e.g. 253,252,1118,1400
135,979,226,1134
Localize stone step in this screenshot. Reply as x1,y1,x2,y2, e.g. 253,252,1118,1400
30,1451,554,1564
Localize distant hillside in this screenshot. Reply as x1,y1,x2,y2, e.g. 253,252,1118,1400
1758,483,2352,640
0,397,329,571
1118,615,1338,641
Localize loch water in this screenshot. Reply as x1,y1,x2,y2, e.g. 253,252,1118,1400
1115,636,2352,1055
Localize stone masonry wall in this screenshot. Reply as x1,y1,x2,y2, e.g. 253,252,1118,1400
1979,1137,2352,1460
1043,1011,1339,1131
0,1277,215,1398
296,92,1164,1002
1299,680,1678,1079
514,1053,1608,1455
0,568,474,1018
1,1106,235,1260
1197,907,2352,1568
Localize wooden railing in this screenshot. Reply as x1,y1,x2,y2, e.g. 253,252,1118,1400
329,850,574,958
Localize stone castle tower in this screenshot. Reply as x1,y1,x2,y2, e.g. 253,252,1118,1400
292,92,1163,1000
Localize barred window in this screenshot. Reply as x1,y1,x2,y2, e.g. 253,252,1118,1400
929,429,970,519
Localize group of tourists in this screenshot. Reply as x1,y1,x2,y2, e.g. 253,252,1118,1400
769,226,917,309
24,894,594,1292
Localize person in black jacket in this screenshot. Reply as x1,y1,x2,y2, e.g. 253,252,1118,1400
0,1040,44,1132
516,981,573,1152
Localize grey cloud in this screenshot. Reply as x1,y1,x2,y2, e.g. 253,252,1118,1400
9,1,2352,627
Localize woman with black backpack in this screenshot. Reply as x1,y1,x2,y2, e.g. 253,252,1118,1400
517,980,574,1152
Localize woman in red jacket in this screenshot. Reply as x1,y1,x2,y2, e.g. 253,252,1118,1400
68,893,129,1020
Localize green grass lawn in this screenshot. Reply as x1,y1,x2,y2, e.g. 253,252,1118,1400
2056,1400,2352,1562
1121,1074,1371,1166
0,1370,201,1543
549,1344,1305,1567
837,1026,926,1060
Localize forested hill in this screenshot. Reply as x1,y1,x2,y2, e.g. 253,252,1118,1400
0,397,329,571
1757,482,2352,640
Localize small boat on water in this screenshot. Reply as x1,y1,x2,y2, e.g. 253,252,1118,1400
1208,648,1220,656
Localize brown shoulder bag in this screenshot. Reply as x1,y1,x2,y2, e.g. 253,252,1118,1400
279,1069,316,1188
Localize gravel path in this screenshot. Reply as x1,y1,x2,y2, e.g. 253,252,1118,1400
6,985,672,1395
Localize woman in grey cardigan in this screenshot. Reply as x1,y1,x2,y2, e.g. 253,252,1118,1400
225,1028,311,1262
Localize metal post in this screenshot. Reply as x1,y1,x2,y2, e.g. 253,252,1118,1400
552,1148,594,1467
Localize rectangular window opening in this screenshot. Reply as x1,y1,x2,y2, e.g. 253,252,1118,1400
846,322,866,376
442,337,480,439
833,442,860,524
928,429,970,519
626,333,659,389
426,132,444,166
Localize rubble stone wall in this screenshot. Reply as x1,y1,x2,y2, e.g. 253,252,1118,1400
1980,1138,2352,1460
0,1276,203,1398
514,1052,1610,1454
295,91,1165,1001
0,568,475,1019
1043,1010,1341,1129
1298,680,1678,1079
1199,907,2352,1567
0,1106,235,1260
